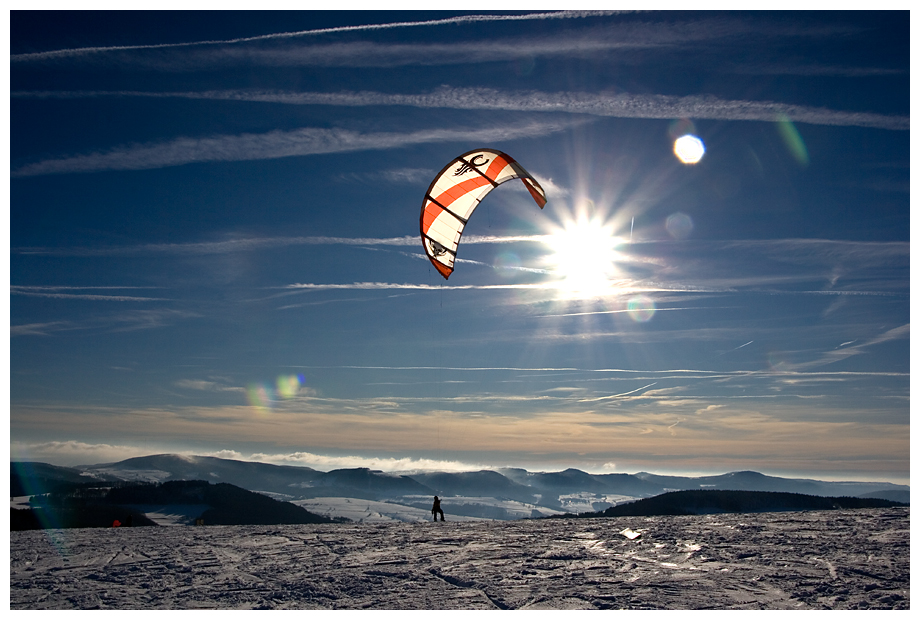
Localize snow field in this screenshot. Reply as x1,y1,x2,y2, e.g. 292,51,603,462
10,507,909,610
293,495,567,523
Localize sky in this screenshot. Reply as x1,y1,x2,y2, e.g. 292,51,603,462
7,9,911,484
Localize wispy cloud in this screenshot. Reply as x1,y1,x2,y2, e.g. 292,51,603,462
15,87,909,131
10,285,169,301
250,451,487,473
537,306,722,318
11,11,625,62
14,235,420,257
580,382,658,402
279,281,712,295
12,13,871,77
10,309,198,337
174,379,244,394
789,324,910,370
10,321,73,337
11,119,583,177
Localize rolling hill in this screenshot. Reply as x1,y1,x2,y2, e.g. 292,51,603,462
13,479,337,530
11,454,909,523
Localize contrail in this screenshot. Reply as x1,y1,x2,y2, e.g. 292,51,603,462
13,234,551,258
15,87,909,131
11,119,584,178
11,11,625,62
580,382,657,402
10,285,169,302
537,307,713,318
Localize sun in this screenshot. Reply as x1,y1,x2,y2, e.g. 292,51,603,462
543,215,623,299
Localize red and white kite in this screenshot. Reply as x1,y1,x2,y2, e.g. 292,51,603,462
420,148,546,279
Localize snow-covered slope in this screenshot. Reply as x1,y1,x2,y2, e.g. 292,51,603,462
293,497,482,523
294,495,568,523
10,507,909,609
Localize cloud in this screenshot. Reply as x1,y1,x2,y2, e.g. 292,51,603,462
13,234,555,258
720,238,910,268
283,281,557,292
16,87,908,131
10,285,169,301
249,451,487,473
11,309,198,337
336,167,434,185
12,13,874,78
173,379,244,394
11,119,583,177
10,321,73,337
10,401,907,476
18,237,905,305
203,449,246,460
579,382,658,402
10,440,155,467
11,11,625,63
14,235,420,257
791,324,910,371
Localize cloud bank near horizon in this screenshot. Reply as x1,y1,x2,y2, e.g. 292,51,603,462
10,392,908,480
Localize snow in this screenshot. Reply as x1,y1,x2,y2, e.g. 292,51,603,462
557,492,638,513
125,504,212,526
88,468,174,483
295,495,567,523
9,507,909,609
293,497,483,523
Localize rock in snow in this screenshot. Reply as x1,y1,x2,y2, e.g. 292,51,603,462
10,507,908,610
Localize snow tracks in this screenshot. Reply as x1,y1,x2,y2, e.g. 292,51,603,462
10,507,909,610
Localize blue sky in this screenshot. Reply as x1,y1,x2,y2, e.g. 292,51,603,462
8,10,910,483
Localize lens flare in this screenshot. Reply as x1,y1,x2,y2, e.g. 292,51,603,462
247,374,307,411
776,114,809,166
668,118,697,140
276,374,304,399
666,212,694,239
246,384,273,411
674,134,705,164
627,295,656,322
493,251,522,278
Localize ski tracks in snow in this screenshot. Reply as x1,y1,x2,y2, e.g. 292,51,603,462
10,508,909,609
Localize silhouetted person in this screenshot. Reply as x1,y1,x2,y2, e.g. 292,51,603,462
431,496,445,521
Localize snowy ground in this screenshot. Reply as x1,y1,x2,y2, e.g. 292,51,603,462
293,497,485,523
293,496,567,523
10,507,909,610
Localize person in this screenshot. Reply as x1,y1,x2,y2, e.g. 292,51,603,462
431,496,445,522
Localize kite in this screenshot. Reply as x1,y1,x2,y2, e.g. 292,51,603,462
420,148,546,279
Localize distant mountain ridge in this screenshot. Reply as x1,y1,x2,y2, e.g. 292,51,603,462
560,489,907,518
12,479,337,531
11,455,909,522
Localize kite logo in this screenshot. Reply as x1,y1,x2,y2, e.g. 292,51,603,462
454,154,489,176
429,240,448,257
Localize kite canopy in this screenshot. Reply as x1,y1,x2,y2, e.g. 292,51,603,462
420,148,546,279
